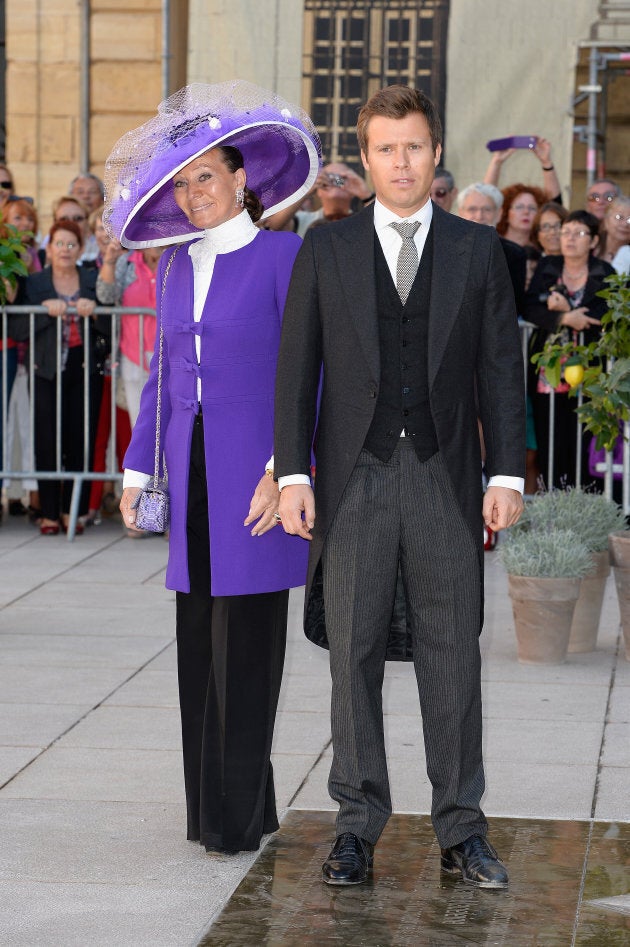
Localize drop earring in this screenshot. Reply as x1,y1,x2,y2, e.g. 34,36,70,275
235,187,245,208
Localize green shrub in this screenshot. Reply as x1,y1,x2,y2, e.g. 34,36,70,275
524,489,626,552
500,528,593,577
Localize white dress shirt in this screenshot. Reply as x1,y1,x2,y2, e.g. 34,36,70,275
123,211,259,489
278,197,523,495
372,194,433,283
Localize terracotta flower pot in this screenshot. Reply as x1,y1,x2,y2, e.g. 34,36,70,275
507,574,581,665
608,530,630,661
568,550,610,653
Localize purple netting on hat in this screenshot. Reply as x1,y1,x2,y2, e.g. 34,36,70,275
103,81,322,248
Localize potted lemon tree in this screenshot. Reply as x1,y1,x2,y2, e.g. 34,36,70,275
532,272,630,453
531,274,630,661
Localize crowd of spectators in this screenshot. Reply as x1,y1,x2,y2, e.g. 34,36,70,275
0,171,157,535
1,138,628,532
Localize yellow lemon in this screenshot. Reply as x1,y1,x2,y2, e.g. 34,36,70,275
564,364,584,387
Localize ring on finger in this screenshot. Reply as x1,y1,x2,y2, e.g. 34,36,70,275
273,512,282,522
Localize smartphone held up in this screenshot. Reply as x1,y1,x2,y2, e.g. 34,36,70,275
486,136,536,152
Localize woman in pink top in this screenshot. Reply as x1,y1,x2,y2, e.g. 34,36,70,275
97,246,164,424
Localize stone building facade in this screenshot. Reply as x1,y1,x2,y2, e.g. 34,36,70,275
5,0,185,230
3,0,628,232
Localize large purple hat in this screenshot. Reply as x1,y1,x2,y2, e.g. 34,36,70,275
103,81,322,248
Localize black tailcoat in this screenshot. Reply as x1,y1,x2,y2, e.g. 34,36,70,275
275,203,526,659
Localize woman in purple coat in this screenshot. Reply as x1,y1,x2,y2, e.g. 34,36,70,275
104,82,320,853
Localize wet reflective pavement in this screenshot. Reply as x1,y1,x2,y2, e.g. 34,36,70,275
1,515,628,945
199,811,630,946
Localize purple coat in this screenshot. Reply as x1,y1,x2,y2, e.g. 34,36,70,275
124,229,309,596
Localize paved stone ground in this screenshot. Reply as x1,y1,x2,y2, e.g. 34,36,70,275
0,512,628,945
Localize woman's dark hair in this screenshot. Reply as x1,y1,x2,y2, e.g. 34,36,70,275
562,209,600,240
531,201,567,252
48,219,84,249
215,145,265,223
524,244,542,264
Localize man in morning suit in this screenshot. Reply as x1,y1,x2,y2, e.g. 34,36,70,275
274,86,525,889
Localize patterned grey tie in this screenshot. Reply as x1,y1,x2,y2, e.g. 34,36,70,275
390,220,420,304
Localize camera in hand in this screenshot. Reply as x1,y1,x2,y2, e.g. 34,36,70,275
325,173,347,187
539,281,570,304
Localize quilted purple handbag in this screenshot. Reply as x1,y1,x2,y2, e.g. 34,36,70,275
132,247,180,533
134,484,170,532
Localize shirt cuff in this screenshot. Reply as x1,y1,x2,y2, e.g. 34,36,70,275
123,469,151,489
487,475,524,494
278,474,311,491
266,454,274,472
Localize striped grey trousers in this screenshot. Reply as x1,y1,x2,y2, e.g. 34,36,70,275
321,441,487,849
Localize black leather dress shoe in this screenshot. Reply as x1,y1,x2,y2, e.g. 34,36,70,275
440,834,508,889
322,833,374,885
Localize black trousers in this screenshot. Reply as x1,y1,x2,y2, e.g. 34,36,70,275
175,414,288,853
34,347,103,520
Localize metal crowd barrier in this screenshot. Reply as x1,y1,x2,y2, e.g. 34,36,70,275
1,311,628,541
1,305,156,539
519,321,629,513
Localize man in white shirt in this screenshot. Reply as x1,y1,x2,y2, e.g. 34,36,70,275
274,85,525,891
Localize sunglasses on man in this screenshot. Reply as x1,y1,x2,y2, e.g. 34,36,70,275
0,181,13,190
6,195,34,205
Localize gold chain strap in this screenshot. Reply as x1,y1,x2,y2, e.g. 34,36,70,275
152,246,181,488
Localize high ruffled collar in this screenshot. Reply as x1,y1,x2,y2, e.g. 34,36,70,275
188,210,258,261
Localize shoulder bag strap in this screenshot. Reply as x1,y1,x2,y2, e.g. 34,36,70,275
152,245,181,488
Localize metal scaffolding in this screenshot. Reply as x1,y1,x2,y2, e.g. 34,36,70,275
573,2,630,185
